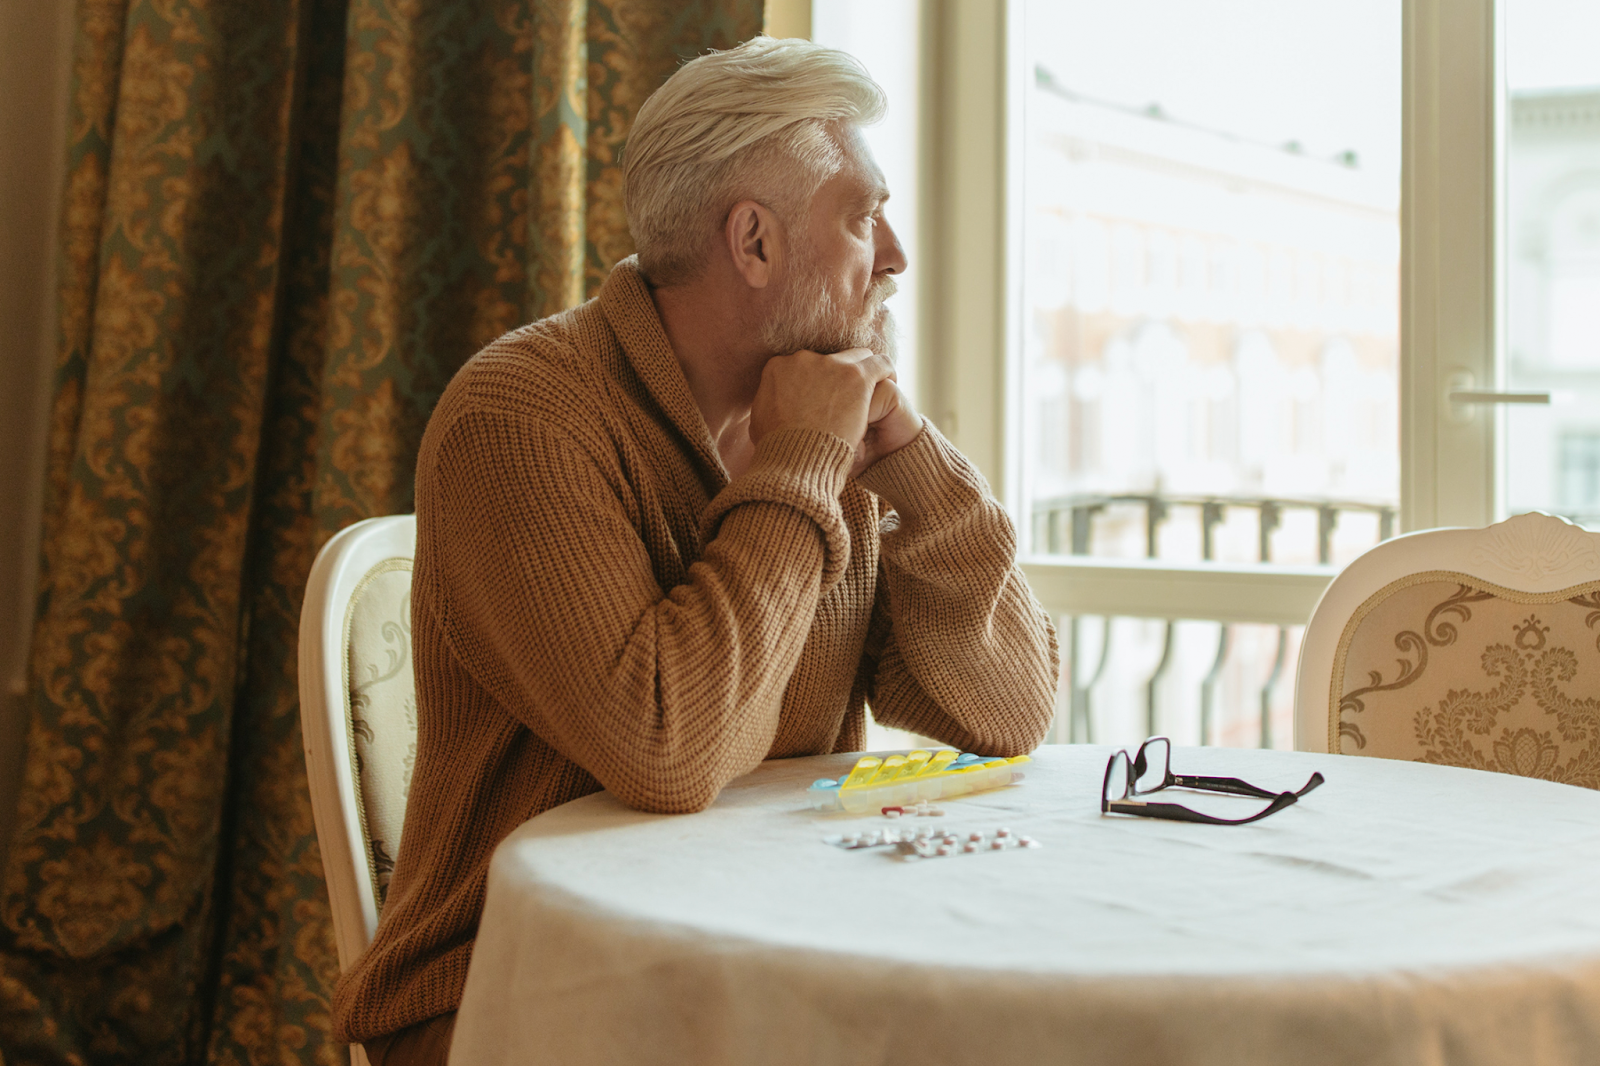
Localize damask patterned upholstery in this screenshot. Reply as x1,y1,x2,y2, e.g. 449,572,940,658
1333,572,1600,787
342,559,418,910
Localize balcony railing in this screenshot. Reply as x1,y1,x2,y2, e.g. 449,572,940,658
1022,493,1398,748
1031,493,1397,564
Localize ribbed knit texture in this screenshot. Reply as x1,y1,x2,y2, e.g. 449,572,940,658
330,258,1060,1043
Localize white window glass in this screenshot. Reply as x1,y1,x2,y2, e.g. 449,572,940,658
1502,0,1600,524
811,1,921,405
1015,0,1400,746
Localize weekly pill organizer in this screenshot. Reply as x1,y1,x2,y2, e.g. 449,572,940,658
806,749,1031,813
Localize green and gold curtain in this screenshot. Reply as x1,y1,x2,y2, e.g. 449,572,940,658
0,1,761,1063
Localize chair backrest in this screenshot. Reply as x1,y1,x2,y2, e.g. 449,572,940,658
298,514,420,972
1295,511,1600,787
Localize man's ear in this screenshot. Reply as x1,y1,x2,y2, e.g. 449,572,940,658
724,199,782,289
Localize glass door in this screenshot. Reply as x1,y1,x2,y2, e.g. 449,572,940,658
1013,0,1401,746
1500,0,1600,524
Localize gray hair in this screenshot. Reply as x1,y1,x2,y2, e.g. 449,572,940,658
623,36,887,286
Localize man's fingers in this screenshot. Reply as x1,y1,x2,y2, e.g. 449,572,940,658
837,348,895,387
866,378,901,424
752,345,902,452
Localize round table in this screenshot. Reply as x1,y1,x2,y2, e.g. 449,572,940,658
449,745,1600,1066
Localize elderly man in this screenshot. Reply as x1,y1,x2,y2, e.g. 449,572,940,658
332,35,1058,1065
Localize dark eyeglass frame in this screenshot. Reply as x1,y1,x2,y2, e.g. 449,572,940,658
1101,736,1325,825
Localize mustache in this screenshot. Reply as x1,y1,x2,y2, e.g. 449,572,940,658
868,273,898,308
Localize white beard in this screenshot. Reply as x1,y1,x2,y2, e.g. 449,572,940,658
760,255,899,362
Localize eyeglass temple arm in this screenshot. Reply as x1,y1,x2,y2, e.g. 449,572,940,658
1107,790,1301,826
1168,773,1277,799
1170,771,1324,800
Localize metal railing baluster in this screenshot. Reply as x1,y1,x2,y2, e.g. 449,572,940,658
1144,495,1168,558
1258,499,1282,565
1145,622,1174,738
1200,625,1230,746
1065,501,1108,743
1199,501,1229,746
1201,500,1224,561
1260,627,1288,749
1068,616,1112,743
1064,616,1081,742
1143,497,1174,736
1317,504,1339,565
1257,500,1284,749
1071,502,1101,556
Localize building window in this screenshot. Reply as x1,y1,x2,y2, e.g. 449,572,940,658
1559,432,1600,517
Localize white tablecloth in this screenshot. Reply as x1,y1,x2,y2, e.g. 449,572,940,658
450,745,1600,1066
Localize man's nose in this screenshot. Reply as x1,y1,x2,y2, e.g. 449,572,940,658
876,215,908,276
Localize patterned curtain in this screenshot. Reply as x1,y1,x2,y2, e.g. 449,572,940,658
0,1,762,1063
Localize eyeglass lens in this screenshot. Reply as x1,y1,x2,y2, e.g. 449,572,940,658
1133,736,1170,794
1102,750,1131,808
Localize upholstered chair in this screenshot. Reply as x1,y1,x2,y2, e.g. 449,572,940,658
1296,512,1600,788
298,515,420,1065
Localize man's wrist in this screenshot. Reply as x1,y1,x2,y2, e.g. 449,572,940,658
853,420,959,515
745,426,855,496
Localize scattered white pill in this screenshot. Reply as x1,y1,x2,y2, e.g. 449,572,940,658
996,827,1013,838
991,839,1007,850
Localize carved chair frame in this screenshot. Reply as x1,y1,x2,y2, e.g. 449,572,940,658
298,516,417,962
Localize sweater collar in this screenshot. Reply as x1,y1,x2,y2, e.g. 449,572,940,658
599,257,727,483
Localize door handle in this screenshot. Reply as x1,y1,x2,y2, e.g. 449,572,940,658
1447,390,1551,405
1442,369,1552,427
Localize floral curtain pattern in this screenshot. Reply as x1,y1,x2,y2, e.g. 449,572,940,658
0,1,761,1063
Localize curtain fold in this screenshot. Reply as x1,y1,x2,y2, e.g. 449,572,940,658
0,1,762,1062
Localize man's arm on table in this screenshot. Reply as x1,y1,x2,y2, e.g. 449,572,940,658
422,410,853,813
854,423,1060,754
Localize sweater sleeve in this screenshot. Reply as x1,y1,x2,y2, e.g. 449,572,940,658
853,422,1059,754
422,411,854,814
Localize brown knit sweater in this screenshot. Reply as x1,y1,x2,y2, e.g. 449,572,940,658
330,258,1059,1043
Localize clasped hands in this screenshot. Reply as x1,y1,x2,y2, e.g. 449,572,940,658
748,348,922,479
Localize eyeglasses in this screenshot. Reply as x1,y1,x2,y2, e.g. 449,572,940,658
1101,736,1324,825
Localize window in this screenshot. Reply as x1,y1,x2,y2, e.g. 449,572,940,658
799,0,1521,749
1502,0,1600,522
1558,433,1600,516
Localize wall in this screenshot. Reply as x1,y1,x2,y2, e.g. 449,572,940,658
0,1,76,862
762,0,811,39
